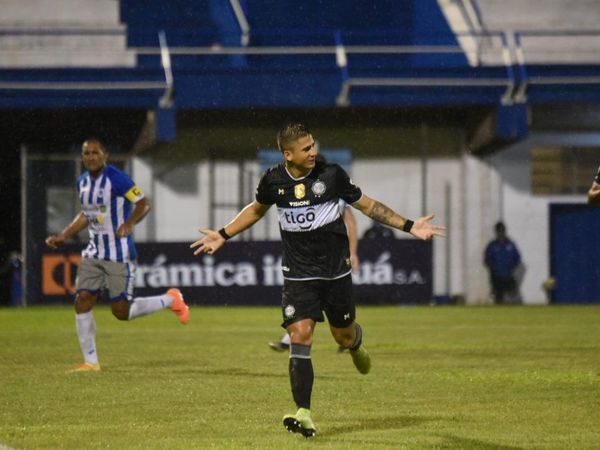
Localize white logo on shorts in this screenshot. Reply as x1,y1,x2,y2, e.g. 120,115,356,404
284,305,296,318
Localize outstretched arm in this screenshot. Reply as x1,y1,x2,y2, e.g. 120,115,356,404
190,200,271,255
45,212,89,249
352,194,445,240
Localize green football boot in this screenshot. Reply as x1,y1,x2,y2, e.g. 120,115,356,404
283,407,316,438
350,345,371,374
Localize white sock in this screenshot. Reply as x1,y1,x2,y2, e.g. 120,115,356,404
76,311,98,365
128,294,173,320
281,332,291,345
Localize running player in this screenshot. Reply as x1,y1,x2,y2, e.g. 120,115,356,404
190,123,445,437
45,139,189,372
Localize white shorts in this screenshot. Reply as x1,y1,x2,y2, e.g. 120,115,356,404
76,257,135,302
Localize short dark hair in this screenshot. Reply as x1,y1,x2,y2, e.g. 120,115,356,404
277,123,311,153
495,221,506,233
82,138,107,153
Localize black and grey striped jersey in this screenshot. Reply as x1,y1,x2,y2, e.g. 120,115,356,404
255,160,363,280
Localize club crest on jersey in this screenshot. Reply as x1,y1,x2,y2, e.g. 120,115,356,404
311,180,326,196
294,184,305,199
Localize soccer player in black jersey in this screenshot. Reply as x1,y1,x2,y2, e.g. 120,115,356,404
269,154,360,354
191,123,445,438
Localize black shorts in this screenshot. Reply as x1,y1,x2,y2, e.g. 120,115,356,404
281,274,355,329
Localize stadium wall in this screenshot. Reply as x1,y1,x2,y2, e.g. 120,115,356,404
131,131,594,307
131,157,466,302
129,150,556,306
480,135,589,306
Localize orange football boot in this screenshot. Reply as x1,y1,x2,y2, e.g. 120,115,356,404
67,362,101,373
168,288,190,325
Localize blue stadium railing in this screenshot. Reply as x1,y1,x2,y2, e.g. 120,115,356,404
0,31,512,108
514,30,600,103
0,27,599,109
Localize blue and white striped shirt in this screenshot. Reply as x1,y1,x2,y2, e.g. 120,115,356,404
77,165,144,263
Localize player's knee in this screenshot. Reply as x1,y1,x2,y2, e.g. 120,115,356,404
332,325,357,348
75,291,96,313
111,300,130,321
287,319,315,345
289,329,313,346
334,333,354,348
112,310,129,321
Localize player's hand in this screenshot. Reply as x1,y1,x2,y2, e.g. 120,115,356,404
410,214,446,241
350,254,360,273
116,222,133,238
190,228,226,256
45,234,66,249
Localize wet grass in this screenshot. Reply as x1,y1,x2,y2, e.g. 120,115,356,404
0,304,599,449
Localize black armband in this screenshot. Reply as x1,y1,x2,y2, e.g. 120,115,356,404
403,219,414,233
218,228,231,240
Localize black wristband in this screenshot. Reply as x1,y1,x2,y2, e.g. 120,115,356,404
403,219,414,233
218,228,231,240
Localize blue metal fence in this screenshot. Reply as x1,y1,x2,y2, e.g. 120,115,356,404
1,0,599,109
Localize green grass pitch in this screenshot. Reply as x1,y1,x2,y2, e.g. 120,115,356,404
1,304,599,449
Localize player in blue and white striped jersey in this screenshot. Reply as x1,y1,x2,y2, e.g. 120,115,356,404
77,161,140,262
45,139,190,372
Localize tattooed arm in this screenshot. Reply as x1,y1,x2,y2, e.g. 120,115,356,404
352,194,445,240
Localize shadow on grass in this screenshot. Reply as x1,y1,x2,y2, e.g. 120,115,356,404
323,414,438,437
322,419,525,449
435,434,525,450
109,361,288,379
